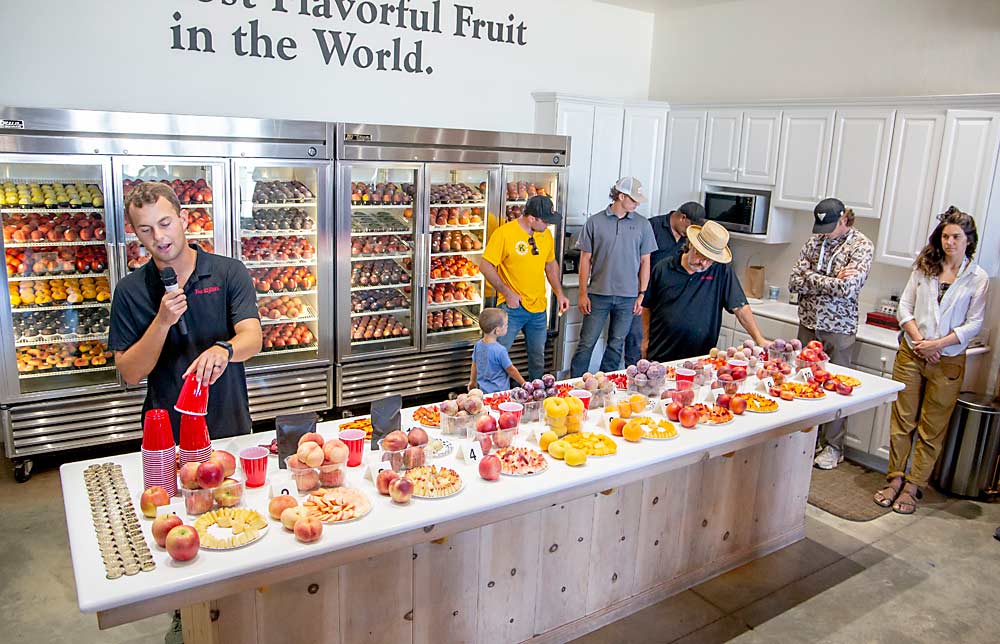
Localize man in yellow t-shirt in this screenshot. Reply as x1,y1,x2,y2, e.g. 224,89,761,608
479,195,570,380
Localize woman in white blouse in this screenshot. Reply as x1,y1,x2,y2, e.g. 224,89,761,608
874,207,988,514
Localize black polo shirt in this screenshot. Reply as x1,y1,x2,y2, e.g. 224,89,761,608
109,245,259,440
642,253,748,362
648,214,684,269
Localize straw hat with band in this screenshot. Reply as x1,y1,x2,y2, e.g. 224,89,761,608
685,220,733,264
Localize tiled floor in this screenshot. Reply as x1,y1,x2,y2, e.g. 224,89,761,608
2,455,998,644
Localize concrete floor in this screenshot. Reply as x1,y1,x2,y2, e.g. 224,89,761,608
2,456,997,644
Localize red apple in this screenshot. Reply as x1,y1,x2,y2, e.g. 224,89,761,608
730,397,747,415
298,432,325,447
666,402,683,422
151,513,183,548
140,486,171,518
165,525,200,561
407,427,429,447
678,406,698,429
196,460,224,489
376,469,400,495
210,450,237,478
479,454,501,481
179,462,201,490
836,382,853,396
476,414,498,434
268,495,298,520
280,506,309,531
322,439,349,465
389,477,414,504
294,516,323,543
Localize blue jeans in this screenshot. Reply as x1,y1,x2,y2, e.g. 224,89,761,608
497,303,547,381
625,312,643,367
570,294,635,377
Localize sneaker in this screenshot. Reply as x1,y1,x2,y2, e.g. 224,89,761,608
814,445,844,470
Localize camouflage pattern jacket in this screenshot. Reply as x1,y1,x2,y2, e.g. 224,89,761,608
788,229,874,335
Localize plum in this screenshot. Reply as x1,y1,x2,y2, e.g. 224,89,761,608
545,387,557,398
626,365,638,378
532,389,545,401
541,374,556,388
522,381,534,393
531,379,545,391
636,359,651,374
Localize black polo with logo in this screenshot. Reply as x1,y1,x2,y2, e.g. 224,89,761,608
109,245,260,440
642,253,748,362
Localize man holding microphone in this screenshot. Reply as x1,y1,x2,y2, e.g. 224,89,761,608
110,182,262,439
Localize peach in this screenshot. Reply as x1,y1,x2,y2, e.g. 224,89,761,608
298,431,325,448
280,506,309,531
389,477,414,504
297,441,324,467
286,455,302,469
322,439,349,465
292,468,320,494
179,462,202,490
293,516,323,543
402,446,425,469
210,450,237,478
268,495,298,520
318,464,345,487
407,427,429,447
381,430,408,451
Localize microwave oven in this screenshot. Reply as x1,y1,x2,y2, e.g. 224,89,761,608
703,190,769,235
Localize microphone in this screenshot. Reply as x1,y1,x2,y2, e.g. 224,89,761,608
160,267,188,336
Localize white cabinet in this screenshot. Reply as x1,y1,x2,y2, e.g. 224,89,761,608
551,101,597,226
620,106,668,217
869,400,892,461
661,110,706,212
773,109,836,210
875,111,946,267
703,110,743,182
930,109,1000,220
716,326,734,351
827,109,896,218
844,365,879,452
738,110,783,185
587,106,626,219
703,109,781,185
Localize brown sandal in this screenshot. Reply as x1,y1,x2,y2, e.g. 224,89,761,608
892,485,920,515
874,478,903,508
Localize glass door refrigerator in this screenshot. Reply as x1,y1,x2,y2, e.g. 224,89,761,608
423,163,499,349
231,160,332,370
0,154,119,400
335,161,421,361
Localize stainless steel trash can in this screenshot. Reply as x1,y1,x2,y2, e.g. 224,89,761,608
934,393,1000,497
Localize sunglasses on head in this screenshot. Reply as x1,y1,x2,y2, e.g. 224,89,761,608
527,235,539,255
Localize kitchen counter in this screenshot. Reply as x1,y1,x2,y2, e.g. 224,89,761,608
62,368,902,644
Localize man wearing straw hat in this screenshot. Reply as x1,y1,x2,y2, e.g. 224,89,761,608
641,220,767,362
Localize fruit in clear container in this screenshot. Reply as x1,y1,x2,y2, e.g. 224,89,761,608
179,462,202,490
213,479,243,507
297,441,325,468
318,464,346,487
196,461,224,489
209,450,236,478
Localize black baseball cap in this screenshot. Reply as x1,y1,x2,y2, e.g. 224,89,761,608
813,198,845,234
525,195,561,225
674,201,706,225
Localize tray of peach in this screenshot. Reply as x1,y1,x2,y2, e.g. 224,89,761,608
303,488,372,524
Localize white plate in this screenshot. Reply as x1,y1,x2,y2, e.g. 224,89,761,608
200,517,269,550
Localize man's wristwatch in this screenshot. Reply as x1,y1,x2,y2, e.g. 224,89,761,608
214,340,233,361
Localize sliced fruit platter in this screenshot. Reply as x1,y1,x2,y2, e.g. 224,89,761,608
483,391,512,411
413,405,440,428
734,393,779,413
780,382,826,399
339,416,373,438
194,508,268,550
561,432,617,456
605,372,628,389
832,374,861,388
404,465,463,498
690,403,735,426
303,488,372,524
496,447,548,476
622,416,678,441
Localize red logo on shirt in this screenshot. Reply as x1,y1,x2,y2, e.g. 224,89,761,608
701,275,714,281
195,285,220,295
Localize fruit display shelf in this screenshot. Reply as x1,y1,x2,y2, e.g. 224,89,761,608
351,307,410,319
20,364,116,380
4,239,107,248
260,344,318,356
242,259,317,269
125,232,213,241
8,271,108,282
428,223,486,232
255,288,317,299
429,274,483,285
260,312,318,326
430,202,488,209
15,332,108,348
504,200,528,206
430,250,485,259
427,298,481,311
239,228,316,238
251,201,317,209
350,281,411,293
350,203,413,210
11,301,111,313
0,207,106,215
350,252,412,262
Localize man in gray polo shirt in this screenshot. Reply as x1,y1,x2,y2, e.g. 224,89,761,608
570,177,658,377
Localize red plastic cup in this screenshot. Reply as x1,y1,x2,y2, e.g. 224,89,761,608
676,368,696,384
239,446,269,488
142,409,174,451
175,372,209,416
179,413,211,451
339,429,366,467
568,389,593,410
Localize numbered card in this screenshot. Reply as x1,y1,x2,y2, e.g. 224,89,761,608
459,440,485,464
366,459,392,483
268,473,295,498
761,376,775,390
798,367,814,382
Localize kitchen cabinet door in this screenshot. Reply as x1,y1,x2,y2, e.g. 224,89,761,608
930,109,1000,221
661,110,706,212
586,105,625,218
737,110,782,185
826,109,895,219
869,396,893,461
773,110,836,210
875,111,946,268
703,110,743,182
620,106,667,217
555,101,596,226
843,365,879,452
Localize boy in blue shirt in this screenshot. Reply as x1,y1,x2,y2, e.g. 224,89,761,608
469,308,525,393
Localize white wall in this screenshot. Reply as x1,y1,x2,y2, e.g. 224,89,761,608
3,0,653,133
649,0,1000,102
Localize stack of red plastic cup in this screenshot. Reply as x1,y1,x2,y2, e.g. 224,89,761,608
141,409,177,496
178,413,212,467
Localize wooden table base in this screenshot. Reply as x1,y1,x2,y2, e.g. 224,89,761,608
176,427,817,644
